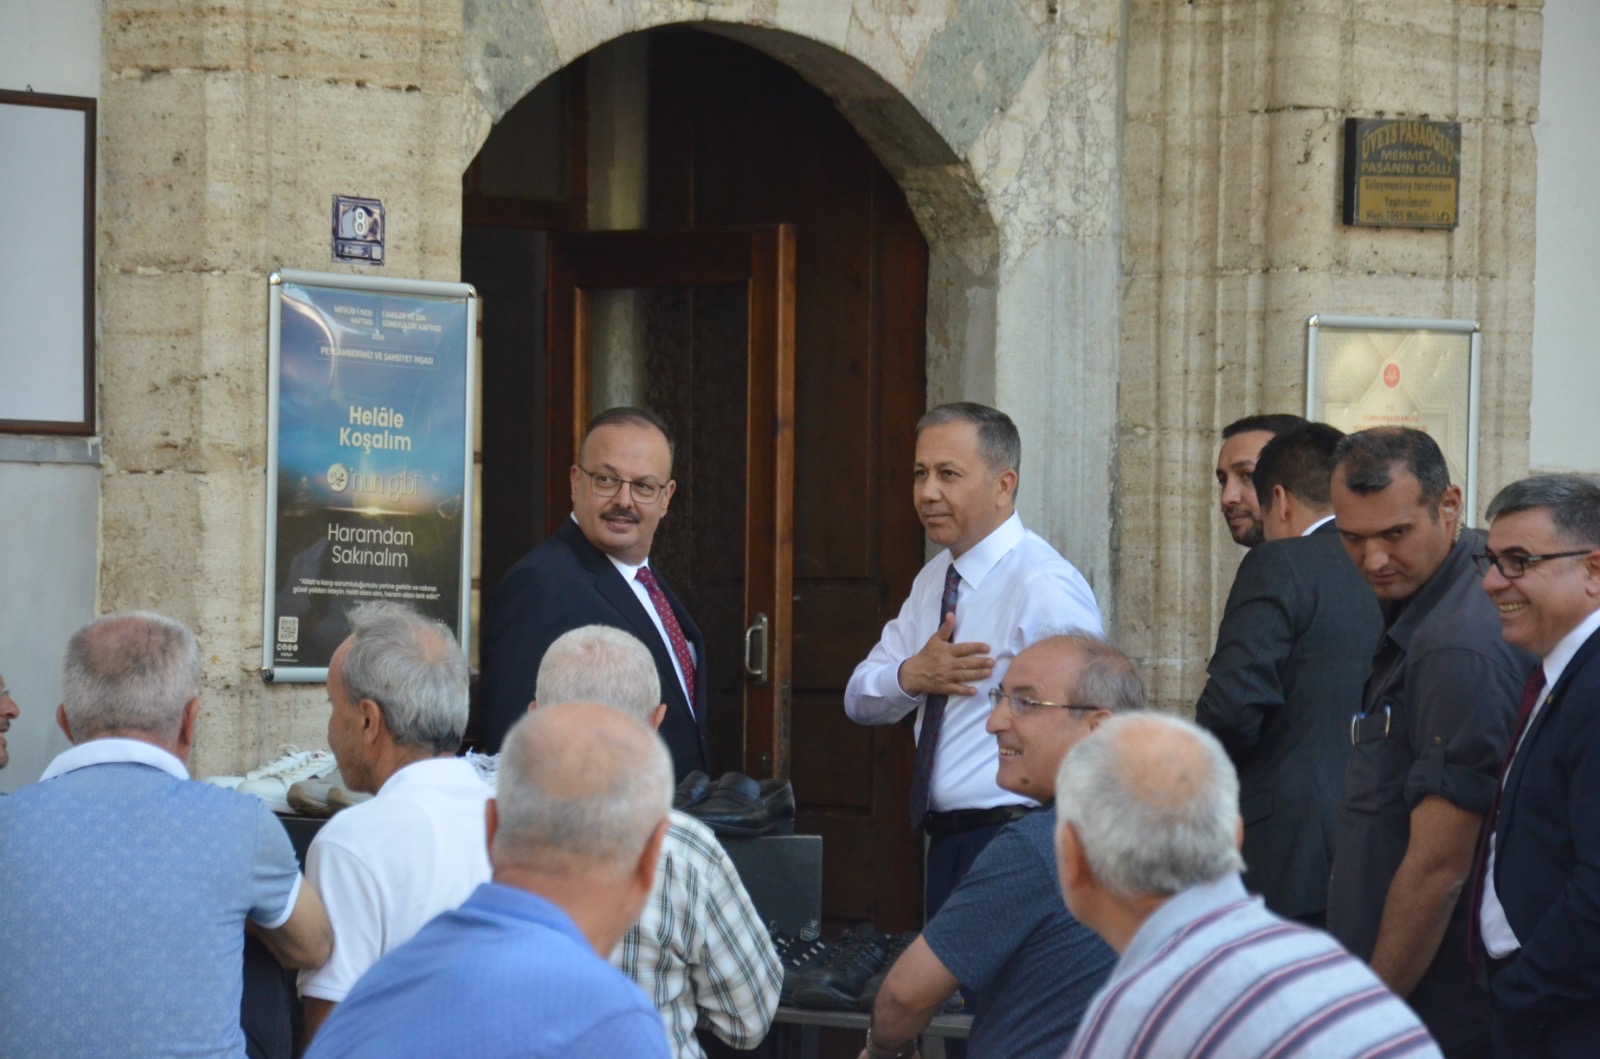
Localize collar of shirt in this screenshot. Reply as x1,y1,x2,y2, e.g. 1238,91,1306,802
377,755,481,797
1541,605,1600,692
1116,873,1254,975
1384,526,1483,651
465,881,590,947
1301,514,1335,537
607,552,650,581
39,736,189,783
949,511,1025,590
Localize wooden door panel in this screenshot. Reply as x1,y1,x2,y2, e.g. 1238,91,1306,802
545,226,794,780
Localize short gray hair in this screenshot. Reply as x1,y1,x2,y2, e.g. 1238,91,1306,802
1032,631,1147,713
494,702,673,873
1485,474,1600,549
536,625,660,724
61,612,201,741
917,402,1022,479
339,602,468,755
1056,711,1242,899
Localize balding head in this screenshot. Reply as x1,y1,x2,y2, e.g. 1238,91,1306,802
61,612,200,743
493,701,672,877
1056,712,1242,900
535,625,661,724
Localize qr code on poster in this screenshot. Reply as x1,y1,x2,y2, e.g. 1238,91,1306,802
277,616,300,645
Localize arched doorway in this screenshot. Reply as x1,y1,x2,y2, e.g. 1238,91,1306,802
463,25,982,937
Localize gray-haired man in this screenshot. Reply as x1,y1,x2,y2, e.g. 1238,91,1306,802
536,625,781,1059
1,612,332,1057
306,702,673,1057
298,601,492,1040
1058,712,1440,1059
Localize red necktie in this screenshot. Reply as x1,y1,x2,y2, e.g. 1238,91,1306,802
908,564,962,830
1467,666,1546,964
636,566,696,709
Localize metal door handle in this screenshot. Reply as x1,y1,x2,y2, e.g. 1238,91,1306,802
744,612,770,688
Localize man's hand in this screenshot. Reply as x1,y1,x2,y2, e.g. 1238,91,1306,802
897,613,993,698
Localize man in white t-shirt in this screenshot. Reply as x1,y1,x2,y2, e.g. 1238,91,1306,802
298,601,492,1041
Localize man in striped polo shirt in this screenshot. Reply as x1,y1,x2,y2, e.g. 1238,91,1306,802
1056,713,1441,1059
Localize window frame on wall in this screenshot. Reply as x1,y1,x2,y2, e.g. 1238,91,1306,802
0,89,96,436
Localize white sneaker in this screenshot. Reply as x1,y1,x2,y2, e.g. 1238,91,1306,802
232,746,338,814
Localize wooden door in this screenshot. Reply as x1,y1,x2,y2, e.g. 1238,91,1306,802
648,29,929,934
544,227,795,778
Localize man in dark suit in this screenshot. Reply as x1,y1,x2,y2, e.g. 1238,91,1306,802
479,407,709,779
1214,413,1307,548
1473,474,1600,1057
1196,422,1382,925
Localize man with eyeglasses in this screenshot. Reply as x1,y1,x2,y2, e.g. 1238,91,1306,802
1325,427,1534,1059
1468,474,1600,1057
857,633,1125,1059
480,407,710,779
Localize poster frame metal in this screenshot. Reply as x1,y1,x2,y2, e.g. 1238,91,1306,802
1306,313,1481,521
262,268,478,684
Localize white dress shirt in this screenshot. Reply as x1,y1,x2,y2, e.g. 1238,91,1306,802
1479,604,1600,957
607,553,694,715
844,512,1103,812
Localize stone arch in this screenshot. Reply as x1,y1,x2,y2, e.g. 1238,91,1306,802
461,8,1005,408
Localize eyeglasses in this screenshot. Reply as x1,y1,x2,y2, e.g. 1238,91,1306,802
987,687,1103,717
1472,549,1592,580
577,466,666,505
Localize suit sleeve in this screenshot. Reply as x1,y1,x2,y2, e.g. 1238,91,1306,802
479,564,562,751
1195,546,1300,763
1491,686,1600,1021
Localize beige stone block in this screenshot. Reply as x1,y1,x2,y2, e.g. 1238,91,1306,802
1348,3,1475,119
770,0,855,49
1121,118,1164,269
100,270,268,474
1260,108,1343,273
1119,274,1162,426
1212,112,1270,273
537,0,640,65
1265,4,1349,111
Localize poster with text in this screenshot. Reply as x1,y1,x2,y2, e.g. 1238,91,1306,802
264,270,476,680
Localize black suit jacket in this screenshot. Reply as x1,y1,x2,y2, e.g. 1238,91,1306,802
478,518,711,779
1195,522,1383,919
1488,619,1600,1054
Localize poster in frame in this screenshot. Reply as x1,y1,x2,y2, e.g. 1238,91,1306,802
1306,314,1481,520
263,269,478,683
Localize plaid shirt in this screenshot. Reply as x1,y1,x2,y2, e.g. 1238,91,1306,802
611,810,782,1059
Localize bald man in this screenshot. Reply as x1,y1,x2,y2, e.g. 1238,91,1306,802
306,702,672,1058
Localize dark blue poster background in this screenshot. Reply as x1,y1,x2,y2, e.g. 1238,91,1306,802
269,280,470,670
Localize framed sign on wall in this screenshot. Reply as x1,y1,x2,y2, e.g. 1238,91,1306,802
0,91,96,434
263,269,478,682
1306,314,1481,520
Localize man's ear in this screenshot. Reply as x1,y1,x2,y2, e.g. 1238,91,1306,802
1057,821,1092,890
359,697,386,745
485,799,500,861
996,468,1019,504
634,816,670,897
1235,814,1245,851
56,703,75,743
648,703,667,732
173,698,201,761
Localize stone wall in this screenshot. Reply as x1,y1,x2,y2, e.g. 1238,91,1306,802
1117,0,1544,708
99,0,474,774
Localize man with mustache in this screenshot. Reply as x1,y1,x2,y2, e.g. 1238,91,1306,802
480,407,710,780
470,409,704,783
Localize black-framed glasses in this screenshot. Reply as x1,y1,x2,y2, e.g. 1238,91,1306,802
987,687,1103,718
578,466,666,505
1473,549,1592,580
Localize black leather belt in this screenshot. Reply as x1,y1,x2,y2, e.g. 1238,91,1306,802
923,805,1031,838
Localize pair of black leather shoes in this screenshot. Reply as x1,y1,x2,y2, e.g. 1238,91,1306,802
675,771,796,837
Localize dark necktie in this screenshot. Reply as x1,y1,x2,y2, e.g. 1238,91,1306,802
908,564,962,831
636,566,696,710
1467,666,1546,962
